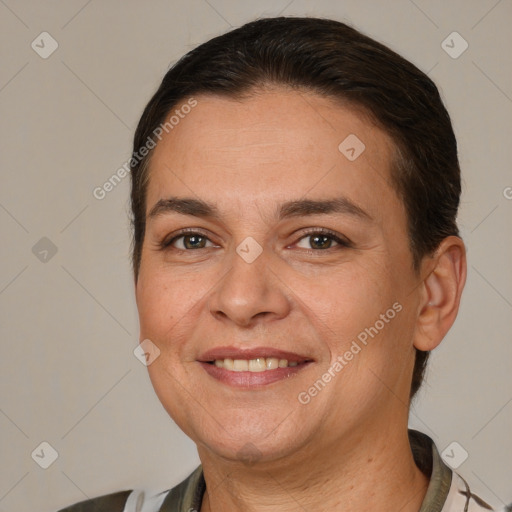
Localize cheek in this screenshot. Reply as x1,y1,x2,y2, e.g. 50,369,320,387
291,261,396,341
136,263,222,365
136,277,173,337
136,268,195,338
293,260,412,391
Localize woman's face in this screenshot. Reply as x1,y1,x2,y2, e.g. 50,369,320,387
135,89,424,463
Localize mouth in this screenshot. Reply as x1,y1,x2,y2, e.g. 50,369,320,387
198,347,314,387
206,357,303,371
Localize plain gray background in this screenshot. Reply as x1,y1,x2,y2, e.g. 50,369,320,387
0,1,511,511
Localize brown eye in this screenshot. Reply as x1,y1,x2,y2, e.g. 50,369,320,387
295,231,347,250
166,233,215,250
309,234,333,249
182,235,207,249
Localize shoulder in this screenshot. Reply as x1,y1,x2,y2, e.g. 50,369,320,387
408,430,497,512
56,490,132,512
442,472,495,511
55,467,203,512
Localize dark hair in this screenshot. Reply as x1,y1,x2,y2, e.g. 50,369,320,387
130,16,461,400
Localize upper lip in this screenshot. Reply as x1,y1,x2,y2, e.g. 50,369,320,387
198,346,314,363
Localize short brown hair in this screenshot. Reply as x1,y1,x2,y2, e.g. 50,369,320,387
129,17,462,400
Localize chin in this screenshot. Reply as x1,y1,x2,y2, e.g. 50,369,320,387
196,432,307,467
176,408,311,464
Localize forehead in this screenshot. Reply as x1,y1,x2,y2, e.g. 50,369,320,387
146,89,400,222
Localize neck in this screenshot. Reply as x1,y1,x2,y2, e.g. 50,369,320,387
198,425,429,512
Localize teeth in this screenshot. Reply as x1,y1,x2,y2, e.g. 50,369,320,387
211,357,303,372
233,359,248,372
266,357,279,370
248,358,266,372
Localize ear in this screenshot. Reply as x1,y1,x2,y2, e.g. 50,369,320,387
413,236,467,351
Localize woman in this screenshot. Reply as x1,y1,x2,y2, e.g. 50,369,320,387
59,16,494,512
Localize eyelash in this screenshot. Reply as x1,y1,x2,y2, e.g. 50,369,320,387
160,228,352,252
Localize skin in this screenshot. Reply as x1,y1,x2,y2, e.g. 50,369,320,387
135,88,467,512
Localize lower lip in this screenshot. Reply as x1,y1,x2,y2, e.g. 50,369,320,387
199,361,312,387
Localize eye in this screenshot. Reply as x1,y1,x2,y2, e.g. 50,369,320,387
160,229,350,252
162,231,216,250
294,230,350,250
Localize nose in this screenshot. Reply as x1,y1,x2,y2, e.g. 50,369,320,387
207,244,291,328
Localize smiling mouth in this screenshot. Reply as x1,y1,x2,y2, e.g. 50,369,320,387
198,347,314,386
206,357,309,372
200,358,313,387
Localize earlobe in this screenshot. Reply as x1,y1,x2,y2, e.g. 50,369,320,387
413,236,467,352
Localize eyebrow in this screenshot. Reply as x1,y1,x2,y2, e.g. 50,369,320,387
148,196,373,222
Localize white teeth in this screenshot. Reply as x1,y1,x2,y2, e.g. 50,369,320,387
266,357,279,370
211,357,304,372
248,358,266,372
233,359,249,372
